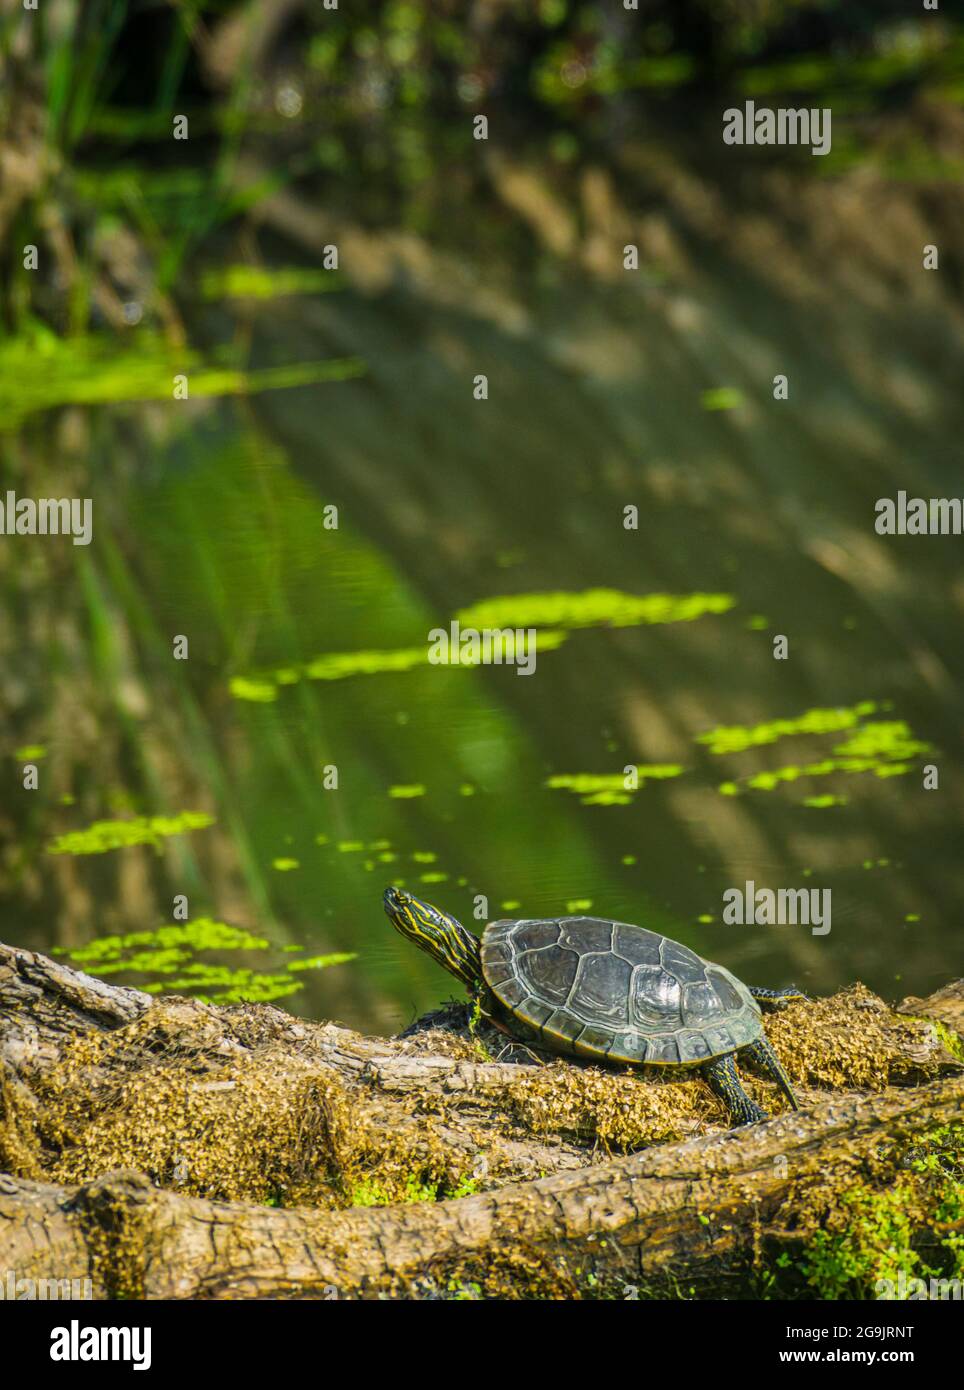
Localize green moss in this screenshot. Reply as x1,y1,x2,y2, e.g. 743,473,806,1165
351,1172,481,1207
798,1124,964,1299
930,1022,964,1063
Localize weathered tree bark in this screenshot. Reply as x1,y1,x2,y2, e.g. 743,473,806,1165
1,939,961,1299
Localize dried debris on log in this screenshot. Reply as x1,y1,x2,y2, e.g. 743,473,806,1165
1,939,961,1298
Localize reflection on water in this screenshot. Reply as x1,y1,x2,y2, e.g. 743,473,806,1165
3,88,963,1035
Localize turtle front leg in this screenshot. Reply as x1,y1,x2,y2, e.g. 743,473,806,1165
741,1036,800,1112
702,1052,767,1126
749,985,808,1008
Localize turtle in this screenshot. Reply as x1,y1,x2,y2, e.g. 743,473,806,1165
383,887,806,1126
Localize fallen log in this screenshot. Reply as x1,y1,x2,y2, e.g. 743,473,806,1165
1,939,961,1298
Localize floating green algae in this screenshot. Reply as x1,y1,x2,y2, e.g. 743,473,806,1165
59,919,352,1004
286,952,357,973
700,387,744,411
230,633,569,700
141,966,304,1004
13,744,48,760
546,766,684,805
46,811,215,856
833,722,931,762
229,590,731,703
271,857,300,871
456,589,736,631
229,677,279,702
62,920,271,971
699,701,882,755
388,784,426,799
719,723,931,797
709,709,932,798
200,265,341,300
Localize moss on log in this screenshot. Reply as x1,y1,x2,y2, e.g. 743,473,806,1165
1,939,961,1298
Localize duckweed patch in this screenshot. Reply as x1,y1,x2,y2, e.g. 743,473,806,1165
56,919,350,1005
200,265,341,300
229,633,569,700
547,765,684,805
701,387,744,411
712,714,932,797
229,590,733,702
457,589,736,631
13,744,48,760
699,701,882,755
61,919,270,970
46,812,216,856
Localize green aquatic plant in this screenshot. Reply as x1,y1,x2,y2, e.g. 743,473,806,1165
61,919,270,970
546,766,684,805
717,721,932,796
228,590,732,703
58,918,353,1004
200,265,341,300
0,332,365,431
698,701,881,755
141,967,304,1004
456,589,736,631
46,811,215,856
286,952,357,973
229,633,569,700
700,387,744,411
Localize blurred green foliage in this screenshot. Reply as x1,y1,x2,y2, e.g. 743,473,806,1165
2,0,961,338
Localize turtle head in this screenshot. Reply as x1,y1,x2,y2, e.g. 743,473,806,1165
382,887,482,990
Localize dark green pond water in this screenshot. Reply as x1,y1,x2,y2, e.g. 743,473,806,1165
3,130,963,1035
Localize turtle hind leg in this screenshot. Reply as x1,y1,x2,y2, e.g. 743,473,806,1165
741,1036,800,1112
702,1052,767,1127
749,985,809,1009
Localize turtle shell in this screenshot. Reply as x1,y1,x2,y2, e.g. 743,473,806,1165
480,916,761,1065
